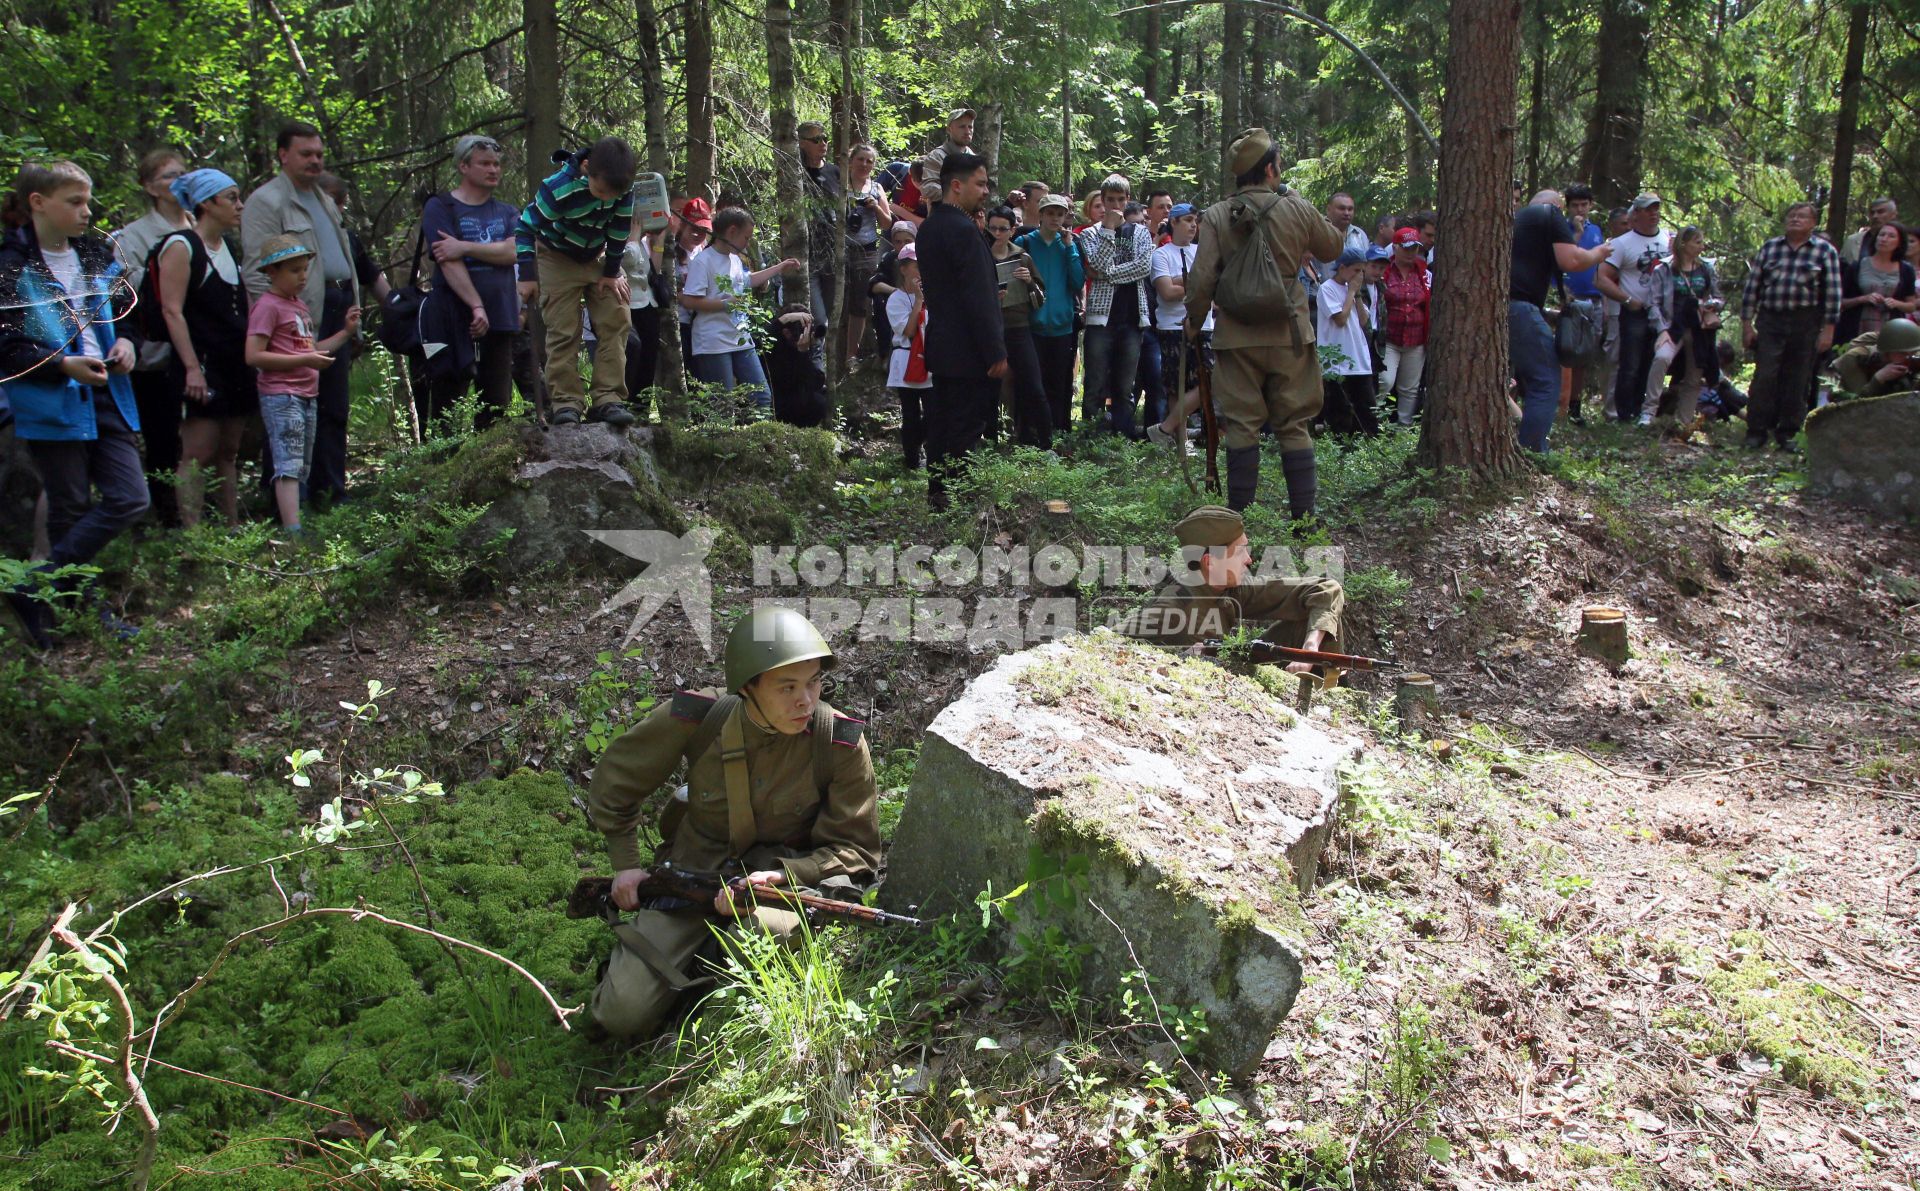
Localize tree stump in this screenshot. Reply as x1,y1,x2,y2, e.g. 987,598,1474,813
1577,606,1630,668
1394,673,1440,730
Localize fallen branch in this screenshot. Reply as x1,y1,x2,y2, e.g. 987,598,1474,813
49,907,161,1191
1652,758,1777,789
46,1040,349,1117
4,737,77,843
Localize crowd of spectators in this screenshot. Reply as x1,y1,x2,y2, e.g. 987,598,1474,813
4,109,1916,648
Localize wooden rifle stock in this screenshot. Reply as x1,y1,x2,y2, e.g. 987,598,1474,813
1195,639,1403,672
1195,338,1220,496
567,868,926,929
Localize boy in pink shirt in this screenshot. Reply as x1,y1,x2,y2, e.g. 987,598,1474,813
245,234,359,531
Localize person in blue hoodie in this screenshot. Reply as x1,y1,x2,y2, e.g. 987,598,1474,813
1014,193,1085,436
0,161,147,648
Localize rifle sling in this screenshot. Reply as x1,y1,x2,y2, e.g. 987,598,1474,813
658,695,835,861
718,703,756,858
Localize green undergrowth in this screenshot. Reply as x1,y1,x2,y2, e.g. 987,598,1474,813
0,768,644,1188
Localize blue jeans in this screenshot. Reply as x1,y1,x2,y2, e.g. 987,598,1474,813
689,348,771,408
1083,320,1143,435
1510,301,1561,452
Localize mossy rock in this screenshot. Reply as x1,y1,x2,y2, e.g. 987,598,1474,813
881,633,1356,1075
440,422,686,578
657,421,838,545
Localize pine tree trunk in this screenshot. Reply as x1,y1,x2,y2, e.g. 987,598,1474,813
767,0,805,270
635,0,684,414
685,0,716,203
828,0,856,410
1827,0,1870,243
523,0,559,200
1419,0,1524,477
1525,0,1546,194
1060,24,1073,193
523,0,560,390
1578,0,1647,209
1142,5,1162,155
1220,1,1246,180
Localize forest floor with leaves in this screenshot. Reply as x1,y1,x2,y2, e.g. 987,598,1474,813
2,408,1917,1190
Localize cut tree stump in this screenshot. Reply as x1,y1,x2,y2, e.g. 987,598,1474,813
1395,673,1440,729
1577,605,1629,668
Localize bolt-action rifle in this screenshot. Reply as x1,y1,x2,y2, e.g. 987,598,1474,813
1193,639,1404,672
566,864,927,929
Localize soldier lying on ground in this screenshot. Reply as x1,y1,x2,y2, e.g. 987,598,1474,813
584,606,879,1038
1112,504,1344,670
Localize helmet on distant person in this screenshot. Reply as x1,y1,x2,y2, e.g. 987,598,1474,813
1878,318,1920,355
723,606,834,693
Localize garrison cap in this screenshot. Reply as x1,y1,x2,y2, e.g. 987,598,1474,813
1227,127,1274,177
1174,505,1246,548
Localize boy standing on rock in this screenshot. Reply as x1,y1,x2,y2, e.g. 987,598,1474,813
516,138,638,428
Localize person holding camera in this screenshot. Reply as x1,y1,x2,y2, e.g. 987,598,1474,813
843,144,893,365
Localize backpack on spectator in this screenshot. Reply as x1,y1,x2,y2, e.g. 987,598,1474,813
1213,189,1297,324
134,230,210,346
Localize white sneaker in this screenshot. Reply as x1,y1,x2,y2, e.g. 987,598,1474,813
1637,411,1653,427
1146,422,1177,448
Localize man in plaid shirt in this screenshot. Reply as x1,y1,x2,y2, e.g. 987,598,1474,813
1078,174,1156,436
1740,201,1841,451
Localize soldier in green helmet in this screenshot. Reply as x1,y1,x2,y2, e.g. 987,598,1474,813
1834,317,1920,399
584,605,880,1038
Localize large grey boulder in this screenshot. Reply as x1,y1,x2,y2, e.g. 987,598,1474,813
1806,393,1920,521
881,632,1357,1076
468,423,680,576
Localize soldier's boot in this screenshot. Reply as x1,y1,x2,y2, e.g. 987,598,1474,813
1281,448,1317,521
1225,446,1261,512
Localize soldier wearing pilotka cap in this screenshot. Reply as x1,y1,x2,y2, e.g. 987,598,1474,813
1183,128,1342,520
1112,504,1344,668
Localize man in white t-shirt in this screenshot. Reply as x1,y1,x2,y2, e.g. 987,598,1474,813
1596,193,1671,425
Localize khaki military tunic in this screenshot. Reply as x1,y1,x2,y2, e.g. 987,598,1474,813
1184,184,1343,452
584,689,880,1036
1113,575,1345,649
1834,331,1918,399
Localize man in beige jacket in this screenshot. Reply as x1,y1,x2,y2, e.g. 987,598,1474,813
241,121,360,506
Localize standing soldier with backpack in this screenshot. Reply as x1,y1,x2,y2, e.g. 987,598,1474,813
1184,128,1341,519
583,606,880,1039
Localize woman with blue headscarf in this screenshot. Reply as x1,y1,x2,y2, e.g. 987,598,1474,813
156,167,256,528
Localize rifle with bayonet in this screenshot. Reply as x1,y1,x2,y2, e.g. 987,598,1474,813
566,865,927,929
1193,639,1404,672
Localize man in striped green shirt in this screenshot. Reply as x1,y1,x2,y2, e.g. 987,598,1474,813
516,137,638,426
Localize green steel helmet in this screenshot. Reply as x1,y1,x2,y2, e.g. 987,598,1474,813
1878,318,1920,354
723,605,835,693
